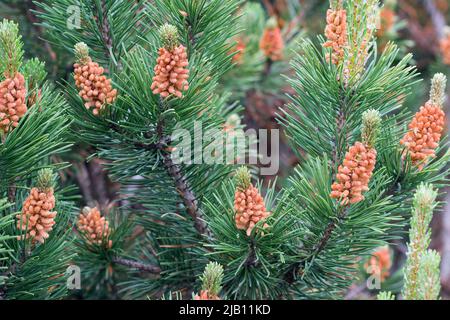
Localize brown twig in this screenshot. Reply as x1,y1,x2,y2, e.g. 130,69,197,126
100,0,113,60
112,257,161,274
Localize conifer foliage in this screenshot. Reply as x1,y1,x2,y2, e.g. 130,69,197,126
0,0,448,301
0,19,74,299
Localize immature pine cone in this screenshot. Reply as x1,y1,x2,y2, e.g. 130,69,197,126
323,8,348,65
234,167,271,236
400,103,445,170
73,43,117,115
330,142,377,205
400,74,446,170
151,45,189,98
17,170,57,244
0,72,27,133
259,18,284,61
364,246,392,282
77,206,112,248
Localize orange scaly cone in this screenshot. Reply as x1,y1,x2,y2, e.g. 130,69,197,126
400,73,447,170
259,17,284,61
77,206,112,248
16,169,56,244
151,24,189,98
365,246,392,282
0,20,27,134
323,4,347,65
0,72,27,133
330,110,380,205
234,167,271,236
73,42,117,115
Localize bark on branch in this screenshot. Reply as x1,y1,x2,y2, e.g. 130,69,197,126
112,257,161,274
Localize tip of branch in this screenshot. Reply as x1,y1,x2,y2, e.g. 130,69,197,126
37,168,55,192
74,42,90,65
361,109,381,148
234,166,251,190
159,23,179,50
430,73,447,107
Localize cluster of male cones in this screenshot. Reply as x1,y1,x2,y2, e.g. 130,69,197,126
259,17,284,61
0,20,27,134
365,246,392,282
73,42,117,115
400,73,447,170
77,206,112,248
323,4,347,65
16,169,57,244
151,24,189,98
0,72,27,133
331,110,380,205
234,167,271,236
331,74,447,206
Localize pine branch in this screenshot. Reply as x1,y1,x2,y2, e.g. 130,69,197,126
99,0,113,60
161,151,210,238
244,238,258,267
314,207,349,254
112,257,161,274
108,120,210,237
7,183,15,202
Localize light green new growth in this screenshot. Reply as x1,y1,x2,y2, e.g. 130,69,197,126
234,166,251,191
74,42,90,65
159,23,179,51
22,58,47,89
0,19,24,77
330,0,344,10
377,291,395,300
344,0,379,85
429,73,447,107
200,262,224,296
402,183,438,300
36,168,55,192
266,16,278,29
417,250,441,300
361,109,381,148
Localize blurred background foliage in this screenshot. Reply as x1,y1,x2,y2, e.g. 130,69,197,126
1,0,450,299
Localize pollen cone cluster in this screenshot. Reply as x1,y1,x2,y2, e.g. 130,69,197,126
234,167,270,236
330,142,377,205
259,18,284,61
77,206,112,248
365,246,392,282
400,103,445,170
16,169,56,244
400,74,447,170
194,290,220,300
323,8,347,65
0,72,27,133
73,43,117,115
151,45,189,98
151,24,189,98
